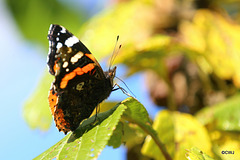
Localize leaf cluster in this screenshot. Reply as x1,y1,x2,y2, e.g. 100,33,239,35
7,0,240,159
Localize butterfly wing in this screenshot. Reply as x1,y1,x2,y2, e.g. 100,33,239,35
47,24,113,134
47,24,104,77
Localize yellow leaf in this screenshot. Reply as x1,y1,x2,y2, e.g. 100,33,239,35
180,10,240,87
185,147,214,160
142,110,212,160
210,131,240,160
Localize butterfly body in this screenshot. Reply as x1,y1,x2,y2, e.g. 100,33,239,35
47,24,116,134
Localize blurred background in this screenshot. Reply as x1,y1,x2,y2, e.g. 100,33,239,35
1,0,240,159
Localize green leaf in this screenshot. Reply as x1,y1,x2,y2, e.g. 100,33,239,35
120,121,146,149
142,110,212,160
23,70,53,131
34,97,167,160
34,101,127,160
108,98,151,149
185,147,214,160
196,94,240,131
34,134,71,160
6,0,84,46
196,94,240,159
108,122,123,148
122,98,151,124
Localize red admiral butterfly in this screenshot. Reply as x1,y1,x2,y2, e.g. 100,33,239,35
47,24,116,134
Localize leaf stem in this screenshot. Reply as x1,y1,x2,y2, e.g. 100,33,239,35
122,115,172,160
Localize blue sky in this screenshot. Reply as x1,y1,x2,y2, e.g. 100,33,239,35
0,1,161,159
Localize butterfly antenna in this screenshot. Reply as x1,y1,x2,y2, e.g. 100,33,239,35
115,76,136,98
109,35,120,71
111,44,121,69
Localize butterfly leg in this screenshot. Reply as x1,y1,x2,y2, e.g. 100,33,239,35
94,104,101,123
112,83,133,97
112,88,120,91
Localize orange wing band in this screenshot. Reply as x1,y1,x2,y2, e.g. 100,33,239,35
60,63,95,88
85,53,96,61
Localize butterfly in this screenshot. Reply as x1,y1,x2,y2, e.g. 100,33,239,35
47,24,116,134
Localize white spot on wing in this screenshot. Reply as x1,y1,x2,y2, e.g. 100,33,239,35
63,62,68,68
56,48,60,53
66,68,69,72
60,27,66,34
70,57,78,64
56,42,63,49
56,37,59,41
75,52,84,59
70,52,83,64
65,36,79,47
